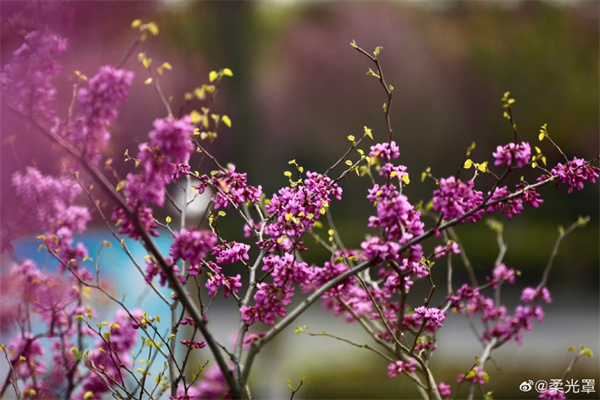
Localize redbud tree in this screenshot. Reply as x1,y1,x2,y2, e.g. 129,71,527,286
1,19,598,400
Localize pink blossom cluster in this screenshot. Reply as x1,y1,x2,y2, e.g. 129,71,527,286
205,262,242,299
60,66,134,164
7,332,46,380
539,388,567,400
212,242,250,265
549,157,599,193
437,382,452,397
258,171,342,251
493,141,532,168
112,116,196,239
241,254,311,325
433,241,460,258
517,183,544,208
78,309,143,398
369,141,401,161
486,186,524,220
0,30,67,126
195,166,262,210
457,366,487,386
447,265,552,345
304,258,372,323
12,167,91,273
180,339,206,349
411,306,446,332
387,358,417,378
170,227,218,267
433,176,485,223
2,259,95,398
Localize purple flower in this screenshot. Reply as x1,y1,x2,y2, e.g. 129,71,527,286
8,332,46,378
437,382,452,397
241,283,295,326
457,366,487,386
180,339,206,349
199,166,263,210
488,263,516,287
112,205,158,239
486,186,524,220
434,241,460,258
550,157,599,193
148,116,196,164
77,66,133,127
517,183,544,208
412,306,446,331
170,227,218,266
369,141,400,161
262,254,311,288
432,176,484,223
12,167,91,270
71,66,134,164
521,286,552,304
1,30,67,126
12,167,91,234
387,359,417,378
260,171,341,250
493,142,531,169
206,268,242,299
380,163,409,182
213,242,250,265
172,363,230,400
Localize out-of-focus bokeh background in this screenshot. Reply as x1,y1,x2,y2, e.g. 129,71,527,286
1,1,598,399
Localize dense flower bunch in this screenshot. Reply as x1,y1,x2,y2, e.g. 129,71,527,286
170,227,218,267
2,259,94,398
12,167,91,273
433,176,484,223
113,116,196,239
493,141,532,168
0,31,67,125
259,171,342,251
241,254,312,325
387,358,417,378
447,270,552,345
63,66,134,164
549,156,599,193
196,166,263,210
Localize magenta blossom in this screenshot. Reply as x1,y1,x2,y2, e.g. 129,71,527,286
1,30,67,126
67,66,134,164
550,157,599,193
432,176,484,223
493,141,531,169
457,366,487,386
369,141,400,161
170,227,218,266
387,359,417,378
148,116,196,164
212,242,250,265
437,382,452,397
